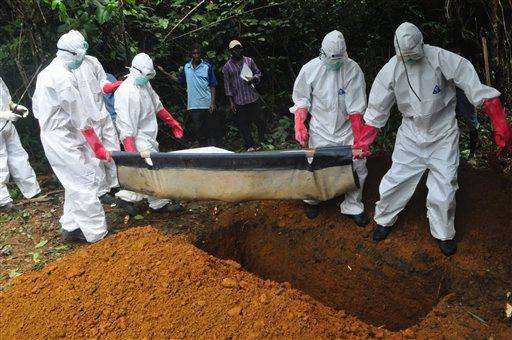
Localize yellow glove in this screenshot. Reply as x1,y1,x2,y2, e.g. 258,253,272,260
9,101,29,117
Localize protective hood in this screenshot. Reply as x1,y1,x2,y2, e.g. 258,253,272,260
394,22,424,61
129,53,156,80
56,30,88,69
0,77,11,112
320,30,348,65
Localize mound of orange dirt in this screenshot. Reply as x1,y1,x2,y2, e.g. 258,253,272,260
0,227,392,339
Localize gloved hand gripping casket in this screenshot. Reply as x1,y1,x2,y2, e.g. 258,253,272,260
112,146,359,202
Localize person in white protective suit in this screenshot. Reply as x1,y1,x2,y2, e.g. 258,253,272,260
290,30,369,227
64,30,124,205
356,22,512,256
32,31,113,243
0,77,41,212
114,53,185,213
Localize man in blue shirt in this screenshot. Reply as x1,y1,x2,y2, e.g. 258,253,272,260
179,44,218,146
103,73,118,122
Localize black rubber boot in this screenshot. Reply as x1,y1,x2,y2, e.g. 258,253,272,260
99,193,117,205
437,239,457,257
342,211,370,228
0,202,17,213
152,202,185,214
109,187,121,195
305,204,320,219
61,228,87,243
373,225,394,242
115,198,140,217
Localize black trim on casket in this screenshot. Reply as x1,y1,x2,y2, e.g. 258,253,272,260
112,146,353,171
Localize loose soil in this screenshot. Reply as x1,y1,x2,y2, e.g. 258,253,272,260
0,157,511,338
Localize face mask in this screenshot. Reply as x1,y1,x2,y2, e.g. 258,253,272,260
404,58,418,65
325,61,342,71
135,76,149,87
68,58,83,70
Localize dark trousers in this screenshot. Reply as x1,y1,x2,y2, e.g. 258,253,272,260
236,100,267,148
189,109,216,146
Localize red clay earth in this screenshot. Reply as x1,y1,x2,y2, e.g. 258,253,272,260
0,157,511,338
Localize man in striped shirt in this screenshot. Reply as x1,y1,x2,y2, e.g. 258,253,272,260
222,40,267,151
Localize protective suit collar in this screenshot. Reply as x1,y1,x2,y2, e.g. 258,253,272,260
394,22,424,62
56,30,88,70
320,30,348,67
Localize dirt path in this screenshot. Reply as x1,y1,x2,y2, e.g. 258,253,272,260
0,157,511,338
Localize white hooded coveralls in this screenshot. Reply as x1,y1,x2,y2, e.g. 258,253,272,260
365,22,500,240
114,53,170,209
290,31,368,214
73,55,120,196
0,77,40,206
67,30,120,197
32,55,107,243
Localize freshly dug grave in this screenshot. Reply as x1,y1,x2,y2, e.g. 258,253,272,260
0,227,391,339
197,158,512,337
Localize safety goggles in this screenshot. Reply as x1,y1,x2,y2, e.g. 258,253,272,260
132,66,156,79
319,48,345,62
58,41,88,56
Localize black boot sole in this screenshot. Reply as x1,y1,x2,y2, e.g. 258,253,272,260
437,240,457,257
115,199,140,217
342,213,369,228
373,225,395,242
305,206,320,219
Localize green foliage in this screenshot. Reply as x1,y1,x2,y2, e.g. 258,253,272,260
0,0,510,161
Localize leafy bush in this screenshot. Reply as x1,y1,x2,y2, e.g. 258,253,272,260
1,0,510,164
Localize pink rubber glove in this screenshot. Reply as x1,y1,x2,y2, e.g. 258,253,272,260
102,80,123,94
349,113,378,159
123,137,137,152
294,107,309,148
482,97,512,153
157,108,184,138
82,128,112,161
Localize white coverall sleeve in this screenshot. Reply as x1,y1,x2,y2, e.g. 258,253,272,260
90,57,108,88
0,77,12,111
289,65,312,113
364,62,396,128
57,86,91,131
114,87,140,140
345,63,367,115
437,49,500,106
148,84,164,113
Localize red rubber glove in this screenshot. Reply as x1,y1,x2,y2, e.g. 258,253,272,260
349,113,378,159
102,80,123,94
482,97,512,153
82,128,112,161
157,108,184,138
294,107,309,148
123,137,137,152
